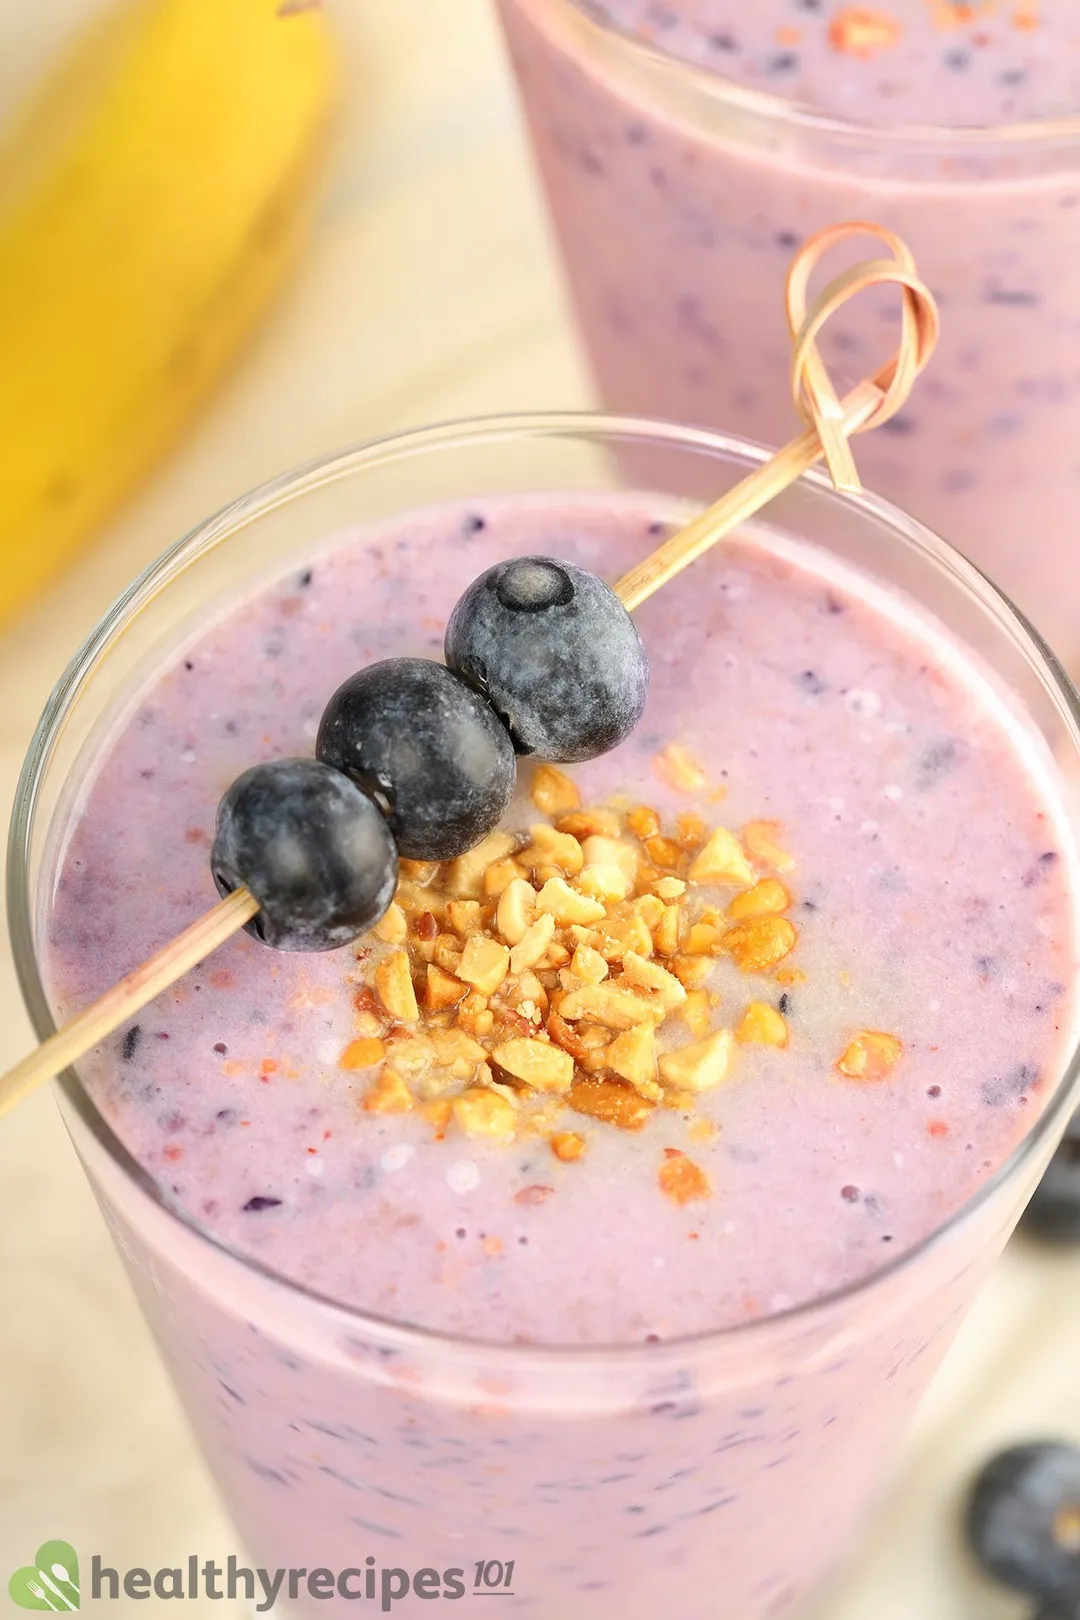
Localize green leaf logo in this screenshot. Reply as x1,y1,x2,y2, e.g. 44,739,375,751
8,1542,80,1611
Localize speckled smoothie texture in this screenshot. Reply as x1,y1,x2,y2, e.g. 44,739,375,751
42,493,1078,1618
500,0,1080,667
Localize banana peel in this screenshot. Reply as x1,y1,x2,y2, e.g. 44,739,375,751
0,0,336,622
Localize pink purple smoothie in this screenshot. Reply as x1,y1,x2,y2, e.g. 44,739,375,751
499,0,1080,667
39,491,1079,1619
44,493,1075,1343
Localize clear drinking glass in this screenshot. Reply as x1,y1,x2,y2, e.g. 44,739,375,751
498,0,1080,668
9,413,1080,1620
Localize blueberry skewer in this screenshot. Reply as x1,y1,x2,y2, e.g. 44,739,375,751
0,222,938,1114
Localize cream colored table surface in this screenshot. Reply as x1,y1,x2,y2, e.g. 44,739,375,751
0,3,1078,1616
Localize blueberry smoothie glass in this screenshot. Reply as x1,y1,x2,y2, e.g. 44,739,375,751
9,413,1080,1620
498,0,1080,667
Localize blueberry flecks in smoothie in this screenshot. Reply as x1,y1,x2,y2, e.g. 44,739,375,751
583,1,1080,128
44,494,1077,1344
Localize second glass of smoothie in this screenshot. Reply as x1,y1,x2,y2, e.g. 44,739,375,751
10,414,1080,1619
499,0,1080,668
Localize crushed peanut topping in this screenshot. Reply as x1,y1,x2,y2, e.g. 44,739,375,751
658,1149,711,1206
836,1031,903,1081
736,1003,789,1049
337,767,902,1196
828,6,903,59
531,764,581,817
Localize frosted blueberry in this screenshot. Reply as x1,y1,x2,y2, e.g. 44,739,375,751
211,758,398,951
317,657,516,861
444,556,649,762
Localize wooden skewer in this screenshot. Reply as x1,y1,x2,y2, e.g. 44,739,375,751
0,222,938,1119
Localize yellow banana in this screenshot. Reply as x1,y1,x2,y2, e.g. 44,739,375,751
0,0,336,622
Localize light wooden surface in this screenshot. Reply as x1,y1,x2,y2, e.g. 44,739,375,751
0,4,1077,1616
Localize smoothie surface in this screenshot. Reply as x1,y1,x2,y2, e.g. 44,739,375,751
43,494,1078,1344
581,1,1080,129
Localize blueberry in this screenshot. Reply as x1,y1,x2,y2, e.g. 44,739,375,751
1022,1113,1080,1243
1035,1597,1080,1620
211,758,397,951
445,556,649,762
966,1441,1080,1597
317,658,516,861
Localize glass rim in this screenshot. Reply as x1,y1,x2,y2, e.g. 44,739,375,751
9,407,1080,1364
560,0,1080,149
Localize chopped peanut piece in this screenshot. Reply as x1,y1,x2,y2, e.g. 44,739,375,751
456,990,494,1039
688,826,754,886
775,966,807,987
551,1130,587,1161
444,830,517,898
520,823,585,878
339,1036,386,1069
633,893,665,930
492,1037,574,1094
742,819,796,874
727,879,791,920
560,982,663,1030
626,805,661,841
722,916,797,973
571,944,609,984
654,902,683,957
828,6,902,60
596,913,654,962
453,1087,517,1142
399,858,440,886
484,856,523,898
426,964,468,1012
736,1002,789,1048
432,933,464,974
535,876,606,926
655,876,687,901
580,835,639,885
497,878,537,947
421,1097,453,1134
836,1031,903,1081
681,989,712,1039
375,951,419,1022
447,899,482,936
363,1066,414,1114
384,1033,435,1075
510,912,557,972
658,1148,711,1205
659,1029,734,1093
685,921,724,955
430,1028,488,1068
606,1021,659,1095
676,812,709,851
354,1010,384,1038
654,742,707,793
531,764,581,816
458,935,511,997
373,903,407,945
569,1076,655,1131
687,1116,718,1145
622,950,687,1008
645,834,684,870
556,807,622,840
672,955,713,989
578,863,633,904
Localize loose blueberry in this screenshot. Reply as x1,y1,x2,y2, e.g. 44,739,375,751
317,657,516,862
966,1442,1080,1597
445,556,649,762
1022,1113,1080,1243
1035,1597,1080,1620
211,758,398,951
